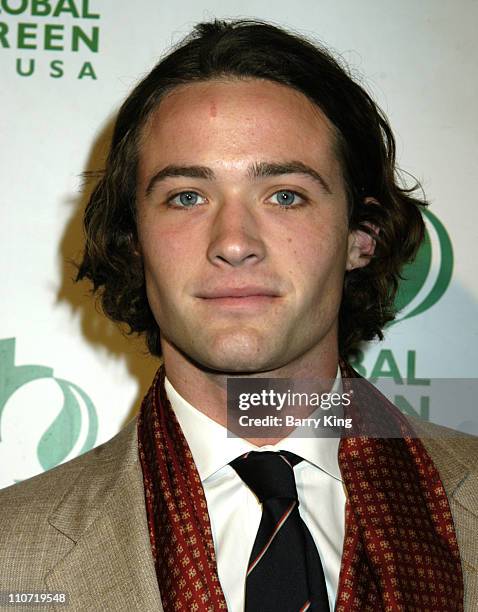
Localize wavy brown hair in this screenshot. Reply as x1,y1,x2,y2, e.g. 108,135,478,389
77,19,427,359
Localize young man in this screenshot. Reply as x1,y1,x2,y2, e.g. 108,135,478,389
1,20,477,612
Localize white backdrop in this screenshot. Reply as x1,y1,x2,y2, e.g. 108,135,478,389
1,0,477,488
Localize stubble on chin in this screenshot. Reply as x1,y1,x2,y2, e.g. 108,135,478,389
187,324,284,374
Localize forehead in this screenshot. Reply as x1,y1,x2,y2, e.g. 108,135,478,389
138,78,341,181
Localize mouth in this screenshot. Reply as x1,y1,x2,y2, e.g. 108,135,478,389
196,286,281,308
200,295,278,307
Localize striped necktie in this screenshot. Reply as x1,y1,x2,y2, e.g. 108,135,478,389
230,450,330,612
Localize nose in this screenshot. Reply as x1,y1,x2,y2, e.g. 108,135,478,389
206,198,266,268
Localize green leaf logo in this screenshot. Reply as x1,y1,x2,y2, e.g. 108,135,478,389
36,378,98,471
393,209,453,322
0,338,98,476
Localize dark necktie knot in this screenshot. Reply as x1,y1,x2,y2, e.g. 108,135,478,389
230,450,302,503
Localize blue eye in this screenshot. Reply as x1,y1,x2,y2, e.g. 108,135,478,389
169,191,205,207
270,190,303,207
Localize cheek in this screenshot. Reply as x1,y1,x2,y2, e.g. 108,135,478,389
284,222,348,285
139,221,198,295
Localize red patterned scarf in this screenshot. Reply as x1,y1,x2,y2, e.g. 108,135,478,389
137,365,463,611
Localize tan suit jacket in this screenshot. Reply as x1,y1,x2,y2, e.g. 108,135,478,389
0,416,477,611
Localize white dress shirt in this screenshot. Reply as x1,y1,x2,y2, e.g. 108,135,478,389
164,370,346,612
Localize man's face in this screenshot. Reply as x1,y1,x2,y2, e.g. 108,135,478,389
136,79,366,374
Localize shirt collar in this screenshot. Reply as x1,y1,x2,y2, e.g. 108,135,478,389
164,366,343,483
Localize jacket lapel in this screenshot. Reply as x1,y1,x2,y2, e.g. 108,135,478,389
413,420,478,608
445,453,478,607
451,472,478,608
44,418,163,611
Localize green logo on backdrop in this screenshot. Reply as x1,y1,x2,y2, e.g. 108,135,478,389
393,208,453,322
350,210,453,421
0,0,100,79
0,338,98,472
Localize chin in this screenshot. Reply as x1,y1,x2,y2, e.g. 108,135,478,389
191,329,282,374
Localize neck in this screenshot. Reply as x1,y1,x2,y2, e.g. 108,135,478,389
159,337,340,446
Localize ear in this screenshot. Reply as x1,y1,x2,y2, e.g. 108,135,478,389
346,198,379,271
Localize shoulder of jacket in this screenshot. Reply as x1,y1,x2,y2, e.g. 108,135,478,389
407,418,478,505
408,416,478,470
0,416,138,516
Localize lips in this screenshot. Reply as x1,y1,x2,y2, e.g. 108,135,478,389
195,285,281,309
197,285,280,299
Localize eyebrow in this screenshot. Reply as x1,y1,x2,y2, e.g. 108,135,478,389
145,165,214,196
145,160,331,196
249,161,331,194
